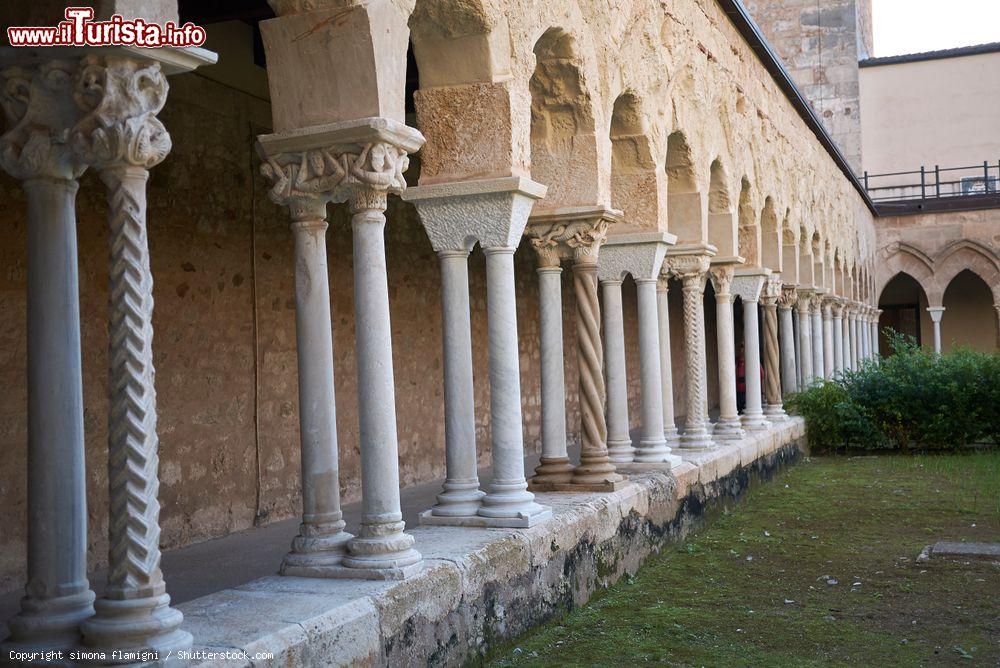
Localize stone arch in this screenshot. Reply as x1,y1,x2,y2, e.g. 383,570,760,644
876,244,938,305
665,130,704,244
665,131,697,193
737,177,760,266
781,210,798,281
529,27,605,209
940,269,999,350
409,0,503,87
759,199,781,273
706,158,736,255
933,243,1000,307
609,91,661,227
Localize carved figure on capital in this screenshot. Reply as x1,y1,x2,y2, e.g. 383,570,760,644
666,254,712,287
525,217,612,267
777,286,798,309
709,266,735,299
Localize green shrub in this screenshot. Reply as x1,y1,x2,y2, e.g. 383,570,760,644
787,331,1000,453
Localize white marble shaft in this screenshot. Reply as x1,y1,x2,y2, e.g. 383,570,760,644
602,279,633,462
843,309,853,372
532,265,574,481
796,293,814,385
822,302,835,379
656,280,681,444
832,303,844,374
733,271,768,430
599,233,679,465
849,309,859,368
778,287,798,395
810,298,824,383
432,249,486,515
666,253,715,450
282,204,352,575
404,176,551,526
710,267,744,440
872,311,882,358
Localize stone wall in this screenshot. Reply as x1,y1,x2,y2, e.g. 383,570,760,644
0,71,647,593
745,0,869,174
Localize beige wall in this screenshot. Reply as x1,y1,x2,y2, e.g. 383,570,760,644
860,50,1000,177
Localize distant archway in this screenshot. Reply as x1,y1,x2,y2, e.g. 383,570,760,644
940,270,997,352
877,272,929,354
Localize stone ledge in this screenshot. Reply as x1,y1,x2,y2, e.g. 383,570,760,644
181,418,806,667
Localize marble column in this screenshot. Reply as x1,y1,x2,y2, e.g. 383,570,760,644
863,310,873,359
778,287,798,396
710,267,744,440
761,278,786,420
927,306,944,354
657,278,681,444
792,307,802,388
667,254,715,450
73,55,191,655
530,263,575,482
872,309,882,358
429,249,486,515
842,307,852,372
733,271,768,430
848,307,859,369
822,300,835,379
525,210,623,489
634,277,679,463
796,291,814,385
405,176,552,526
0,60,95,655
602,279,633,462
832,302,844,374
810,295,824,383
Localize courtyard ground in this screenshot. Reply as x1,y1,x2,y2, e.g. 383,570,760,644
490,452,1000,667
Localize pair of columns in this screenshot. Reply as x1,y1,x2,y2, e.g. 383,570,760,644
1,51,214,660
403,177,554,526
521,208,630,489
927,306,945,353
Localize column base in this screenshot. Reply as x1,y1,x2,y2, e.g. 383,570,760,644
679,428,716,450
428,482,486,518
741,412,770,431
79,595,191,667
527,479,630,493
634,437,680,464
341,521,422,579
763,404,788,422
479,482,552,526
280,529,353,578
1,589,95,661
615,454,682,472
421,507,553,528
606,438,635,464
530,456,575,485
663,426,681,447
712,418,745,441
308,561,424,581
569,459,624,486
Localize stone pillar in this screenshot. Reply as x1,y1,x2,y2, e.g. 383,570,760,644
796,291,814,385
778,287,798,396
525,209,624,490
405,177,552,526
72,55,191,656
657,278,681,444
872,309,882,358
0,60,96,655
601,279,632,462
822,300,835,379
848,307,859,369
709,267,744,440
430,249,486,515
733,271,768,430
530,263,574,482
810,295,824,383
842,307,852,372
761,278,786,420
927,306,944,354
666,254,715,450
832,302,844,374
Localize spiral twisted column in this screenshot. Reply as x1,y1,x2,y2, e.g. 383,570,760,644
667,255,715,450
71,55,191,658
0,60,95,655
760,280,785,420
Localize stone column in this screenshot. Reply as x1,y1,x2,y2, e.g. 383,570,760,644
0,60,95,655
761,278,786,420
848,307,859,369
667,254,715,450
72,55,190,656
832,302,844,374
822,300,835,379
842,307,852,372
927,306,944,354
657,278,681,444
634,277,678,463
778,287,798,396
733,271,768,430
796,291,814,385
709,267,744,440
810,295,824,383
525,210,623,490
530,262,574,482
872,309,882,358
429,249,486,515
601,279,632,462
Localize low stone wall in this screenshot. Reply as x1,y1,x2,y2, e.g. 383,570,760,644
181,419,805,667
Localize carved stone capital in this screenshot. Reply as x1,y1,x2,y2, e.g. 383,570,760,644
666,254,712,283
760,275,782,307
777,285,798,310
0,61,86,181
731,271,767,303
526,206,621,267
709,266,734,298
830,300,844,317
71,56,171,171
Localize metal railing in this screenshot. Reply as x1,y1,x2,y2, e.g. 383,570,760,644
862,161,1000,202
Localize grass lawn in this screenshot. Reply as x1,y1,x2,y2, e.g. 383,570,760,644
489,452,1000,667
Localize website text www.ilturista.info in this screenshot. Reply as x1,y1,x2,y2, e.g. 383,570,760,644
6,649,276,663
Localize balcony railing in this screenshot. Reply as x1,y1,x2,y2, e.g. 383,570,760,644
862,161,1000,203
